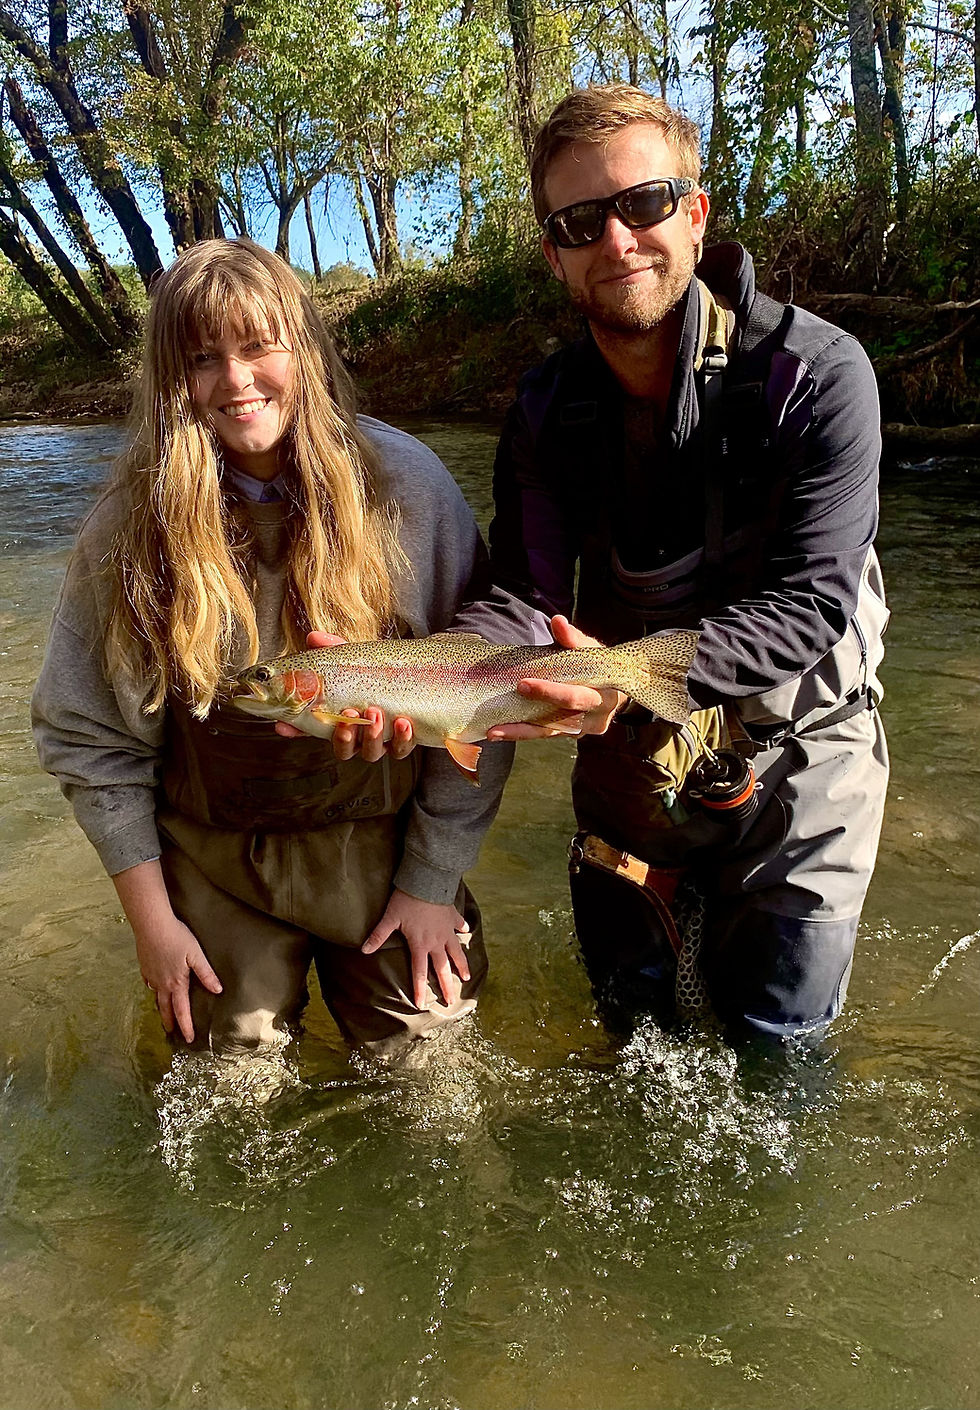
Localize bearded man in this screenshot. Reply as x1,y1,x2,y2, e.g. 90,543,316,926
486,85,890,1039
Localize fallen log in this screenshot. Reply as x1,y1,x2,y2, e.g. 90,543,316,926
806,292,980,318
881,422,980,453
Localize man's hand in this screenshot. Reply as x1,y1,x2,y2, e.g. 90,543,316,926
274,630,416,760
361,889,472,1009
486,615,625,741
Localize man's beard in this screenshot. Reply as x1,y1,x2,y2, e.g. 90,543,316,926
566,245,696,337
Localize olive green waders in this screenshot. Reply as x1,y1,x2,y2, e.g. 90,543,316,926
157,701,487,1056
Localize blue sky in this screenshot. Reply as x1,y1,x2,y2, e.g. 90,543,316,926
85,176,374,275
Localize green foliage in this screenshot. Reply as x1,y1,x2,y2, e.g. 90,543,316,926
1,0,980,421
316,262,372,292
886,150,980,302
0,262,49,332
334,243,569,354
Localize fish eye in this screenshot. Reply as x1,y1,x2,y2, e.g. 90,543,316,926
253,666,274,681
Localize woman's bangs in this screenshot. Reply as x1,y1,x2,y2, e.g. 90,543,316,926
181,272,287,356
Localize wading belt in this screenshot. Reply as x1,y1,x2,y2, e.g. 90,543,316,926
568,831,685,956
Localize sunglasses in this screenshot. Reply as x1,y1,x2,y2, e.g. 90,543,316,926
543,176,697,249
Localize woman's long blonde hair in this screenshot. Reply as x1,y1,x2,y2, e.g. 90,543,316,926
106,237,401,716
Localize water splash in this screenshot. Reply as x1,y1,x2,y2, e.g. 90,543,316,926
153,1037,316,1193
350,1017,527,1141
914,928,980,998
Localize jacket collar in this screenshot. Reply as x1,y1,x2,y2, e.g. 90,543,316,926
567,242,758,447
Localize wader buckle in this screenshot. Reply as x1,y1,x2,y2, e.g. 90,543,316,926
568,832,586,874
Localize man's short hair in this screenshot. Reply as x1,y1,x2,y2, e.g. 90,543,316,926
530,84,703,226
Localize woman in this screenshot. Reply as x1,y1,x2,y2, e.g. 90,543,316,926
32,237,518,1058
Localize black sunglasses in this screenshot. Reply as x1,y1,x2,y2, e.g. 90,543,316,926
543,176,697,249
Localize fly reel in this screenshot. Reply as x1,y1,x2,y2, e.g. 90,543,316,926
685,747,759,825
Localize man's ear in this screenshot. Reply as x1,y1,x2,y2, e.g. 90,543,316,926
689,189,710,248
541,234,566,284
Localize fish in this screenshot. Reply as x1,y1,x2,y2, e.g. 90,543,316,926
230,629,700,783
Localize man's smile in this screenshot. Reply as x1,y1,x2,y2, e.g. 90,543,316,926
597,263,662,284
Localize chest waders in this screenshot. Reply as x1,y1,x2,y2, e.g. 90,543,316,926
562,286,887,1032
155,699,487,1056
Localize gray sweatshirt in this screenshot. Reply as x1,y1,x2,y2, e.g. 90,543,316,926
32,417,543,906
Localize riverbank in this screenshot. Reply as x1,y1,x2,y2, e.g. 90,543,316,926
3,253,980,446
0,329,134,421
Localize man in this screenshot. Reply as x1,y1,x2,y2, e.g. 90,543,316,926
486,85,889,1039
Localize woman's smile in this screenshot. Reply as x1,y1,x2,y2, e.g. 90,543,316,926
191,326,293,479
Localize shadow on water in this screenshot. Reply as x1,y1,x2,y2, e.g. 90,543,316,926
0,422,978,1410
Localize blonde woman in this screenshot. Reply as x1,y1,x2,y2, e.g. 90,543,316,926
32,237,530,1058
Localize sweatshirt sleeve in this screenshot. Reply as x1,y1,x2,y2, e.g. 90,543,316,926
30,516,165,876
687,331,882,705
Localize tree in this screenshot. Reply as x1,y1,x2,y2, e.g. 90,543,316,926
0,0,164,284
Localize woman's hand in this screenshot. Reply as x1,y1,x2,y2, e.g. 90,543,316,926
486,615,625,741
274,630,416,760
113,860,222,1043
361,889,472,1009
135,913,223,1043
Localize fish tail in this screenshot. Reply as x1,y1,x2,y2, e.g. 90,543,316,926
609,630,701,725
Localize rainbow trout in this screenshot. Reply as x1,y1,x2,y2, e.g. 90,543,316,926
231,630,699,783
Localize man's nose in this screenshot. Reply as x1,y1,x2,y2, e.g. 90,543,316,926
601,212,640,256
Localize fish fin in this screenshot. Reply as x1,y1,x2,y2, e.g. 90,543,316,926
533,708,584,736
614,630,701,725
444,736,482,785
310,707,371,727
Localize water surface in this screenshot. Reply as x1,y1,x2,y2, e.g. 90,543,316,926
1,420,977,1410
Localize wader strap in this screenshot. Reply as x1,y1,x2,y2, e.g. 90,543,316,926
749,684,878,749
697,284,791,609
695,280,734,605
797,685,878,735
568,831,685,956
740,290,792,355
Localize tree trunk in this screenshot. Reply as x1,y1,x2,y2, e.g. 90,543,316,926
124,1,192,249
705,0,738,226
0,2,163,285
453,0,476,261
621,0,640,85
743,44,783,224
353,178,381,275
0,163,122,345
876,0,910,221
125,0,246,251
0,208,106,350
5,77,139,337
847,0,889,280
506,0,537,162
366,172,401,277
882,421,980,452
303,188,322,281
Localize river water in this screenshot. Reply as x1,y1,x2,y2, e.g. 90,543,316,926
1,419,977,1410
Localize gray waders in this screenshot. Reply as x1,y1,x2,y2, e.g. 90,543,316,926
569,552,889,1039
